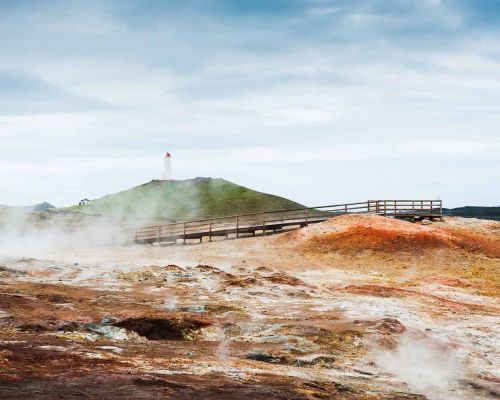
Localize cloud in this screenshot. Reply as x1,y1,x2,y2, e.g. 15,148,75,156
0,70,113,115
0,0,498,207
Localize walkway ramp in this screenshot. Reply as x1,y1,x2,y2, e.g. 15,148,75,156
134,199,442,245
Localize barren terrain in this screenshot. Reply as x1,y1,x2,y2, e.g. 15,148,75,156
0,215,499,399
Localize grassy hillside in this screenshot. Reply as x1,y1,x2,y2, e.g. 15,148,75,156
60,178,304,222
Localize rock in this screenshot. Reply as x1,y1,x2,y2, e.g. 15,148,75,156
179,305,206,314
245,351,288,364
374,318,406,334
97,346,124,353
295,354,336,367
85,323,132,341
101,316,120,325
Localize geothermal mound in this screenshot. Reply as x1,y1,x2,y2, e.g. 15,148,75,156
282,214,500,258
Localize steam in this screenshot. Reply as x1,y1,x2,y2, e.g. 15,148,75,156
215,325,231,365
0,178,216,259
164,295,177,310
0,208,134,259
376,333,466,400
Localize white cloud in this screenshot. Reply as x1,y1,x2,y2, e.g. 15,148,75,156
0,1,498,207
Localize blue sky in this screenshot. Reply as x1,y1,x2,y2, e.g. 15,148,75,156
0,0,499,207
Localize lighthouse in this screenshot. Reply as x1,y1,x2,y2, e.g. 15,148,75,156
163,152,172,180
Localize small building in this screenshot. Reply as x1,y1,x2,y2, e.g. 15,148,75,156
79,198,90,206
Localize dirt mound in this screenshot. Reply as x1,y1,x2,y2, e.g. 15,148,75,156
280,214,500,258
352,318,406,334
442,227,500,258
264,272,306,286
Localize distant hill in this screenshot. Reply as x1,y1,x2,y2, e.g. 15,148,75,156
60,178,304,222
443,206,500,221
33,202,55,211
0,202,55,213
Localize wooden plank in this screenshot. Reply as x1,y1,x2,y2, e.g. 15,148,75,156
133,199,444,244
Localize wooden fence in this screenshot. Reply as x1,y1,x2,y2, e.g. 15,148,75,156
132,199,442,245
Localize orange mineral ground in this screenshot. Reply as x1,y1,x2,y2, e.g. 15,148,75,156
0,215,498,399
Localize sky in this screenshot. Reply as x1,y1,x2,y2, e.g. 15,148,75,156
0,0,499,208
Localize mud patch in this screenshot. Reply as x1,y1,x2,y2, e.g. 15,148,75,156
133,376,189,388
114,316,213,340
35,293,72,303
0,266,26,277
344,284,493,312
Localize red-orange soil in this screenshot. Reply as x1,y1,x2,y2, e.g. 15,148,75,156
0,215,498,399
282,214,500,258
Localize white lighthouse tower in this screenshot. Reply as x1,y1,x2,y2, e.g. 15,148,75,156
163,152,172,180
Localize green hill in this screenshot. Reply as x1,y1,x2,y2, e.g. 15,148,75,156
60,178,304,222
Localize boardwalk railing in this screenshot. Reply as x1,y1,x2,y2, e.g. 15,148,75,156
133,199,442,245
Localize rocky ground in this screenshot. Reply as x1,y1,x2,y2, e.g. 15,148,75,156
0,215,498,399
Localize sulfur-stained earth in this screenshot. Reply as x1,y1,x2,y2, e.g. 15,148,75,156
0,215,499,399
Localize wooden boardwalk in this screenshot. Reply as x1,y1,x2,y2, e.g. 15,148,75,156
133,200,442,245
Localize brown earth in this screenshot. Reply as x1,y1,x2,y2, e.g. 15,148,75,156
281,214,500,258
0,215,498,399
276,215,500,295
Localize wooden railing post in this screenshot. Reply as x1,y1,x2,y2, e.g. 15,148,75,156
131,199,444,247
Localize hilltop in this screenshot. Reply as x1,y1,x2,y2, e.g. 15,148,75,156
60,178,304,222
0,202,55,213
